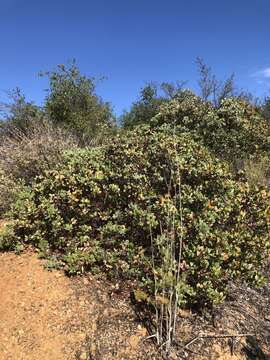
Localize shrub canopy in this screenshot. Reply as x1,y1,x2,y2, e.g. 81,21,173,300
151,92,270,163
44,61,115,138
6,125,270,305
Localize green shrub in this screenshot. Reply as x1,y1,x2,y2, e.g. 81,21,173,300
214,98,270,161
0,168,21,215
43,61,115,138
5,125,270,306
1,87,45,133
151,93,270,164
0,221,20,252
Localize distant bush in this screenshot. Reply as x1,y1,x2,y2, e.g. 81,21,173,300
121,82,185,129
0,122,78,215
43,61,115,139
151,93,270,164
0,88,45,134
262,96,270,122
5,126,270,306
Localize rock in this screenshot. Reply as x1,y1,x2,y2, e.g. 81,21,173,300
137,325,147,337
129,335,140,349
169,351,178,360
178,308,192,318
79,351,88,360
78,333,85,340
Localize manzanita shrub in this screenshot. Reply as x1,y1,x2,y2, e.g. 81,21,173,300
151,92,270,164
4,125,270,306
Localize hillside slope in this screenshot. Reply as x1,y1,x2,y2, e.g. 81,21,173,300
0,249,269,359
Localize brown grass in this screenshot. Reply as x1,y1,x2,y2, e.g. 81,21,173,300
0,122,79,215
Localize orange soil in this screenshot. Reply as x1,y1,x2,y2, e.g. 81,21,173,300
0,251,93,360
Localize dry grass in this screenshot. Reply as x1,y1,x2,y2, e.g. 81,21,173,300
0,122,79,215
244,156,270,189
0,122,78,184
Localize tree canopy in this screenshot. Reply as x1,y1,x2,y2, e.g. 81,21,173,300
43,61,115,138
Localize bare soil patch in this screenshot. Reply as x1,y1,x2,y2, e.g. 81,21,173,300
0,250,156,360
0,234,269,359
0,250,88,359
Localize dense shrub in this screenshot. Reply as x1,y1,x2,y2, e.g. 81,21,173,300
151,93,270,164
2,88,45,133
262,96,270,122
43,61,115,138
120,82,185,129
0,168,21,215
0,221,18,252
215,98,270,161
5,125,270,306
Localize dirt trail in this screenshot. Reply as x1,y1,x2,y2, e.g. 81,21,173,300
0,251,93,359
0,250,155,360
0,235,269,359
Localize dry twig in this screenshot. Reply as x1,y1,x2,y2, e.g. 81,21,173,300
184,332,255,349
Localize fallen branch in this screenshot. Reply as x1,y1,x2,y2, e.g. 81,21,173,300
230,303,259,323
184,332,255,349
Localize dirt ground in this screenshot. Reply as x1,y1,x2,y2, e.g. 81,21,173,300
0,220,269,360
0,250,88,359
0,249,160,360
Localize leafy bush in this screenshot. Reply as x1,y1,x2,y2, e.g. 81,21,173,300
214,98,270,162
151,93,270,164
121,82,186,129
43,61,115,138
0,221,19,252
0,168,22,215
1,88,45,133
262,96,270,122
5,125,270,306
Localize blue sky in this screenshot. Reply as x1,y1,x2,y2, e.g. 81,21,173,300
0,0,270,116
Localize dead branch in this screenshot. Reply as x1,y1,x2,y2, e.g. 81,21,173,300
184,332,255,349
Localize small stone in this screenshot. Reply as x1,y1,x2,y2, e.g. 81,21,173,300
170,351,178,360
79,351,88,360
89,342,96,356
78,333,85,340
137,326,147,337
129,335,140,349
178,309,191,318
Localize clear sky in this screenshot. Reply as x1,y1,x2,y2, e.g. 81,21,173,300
0,0,270,116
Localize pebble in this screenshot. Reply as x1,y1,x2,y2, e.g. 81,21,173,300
79,351,88,360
